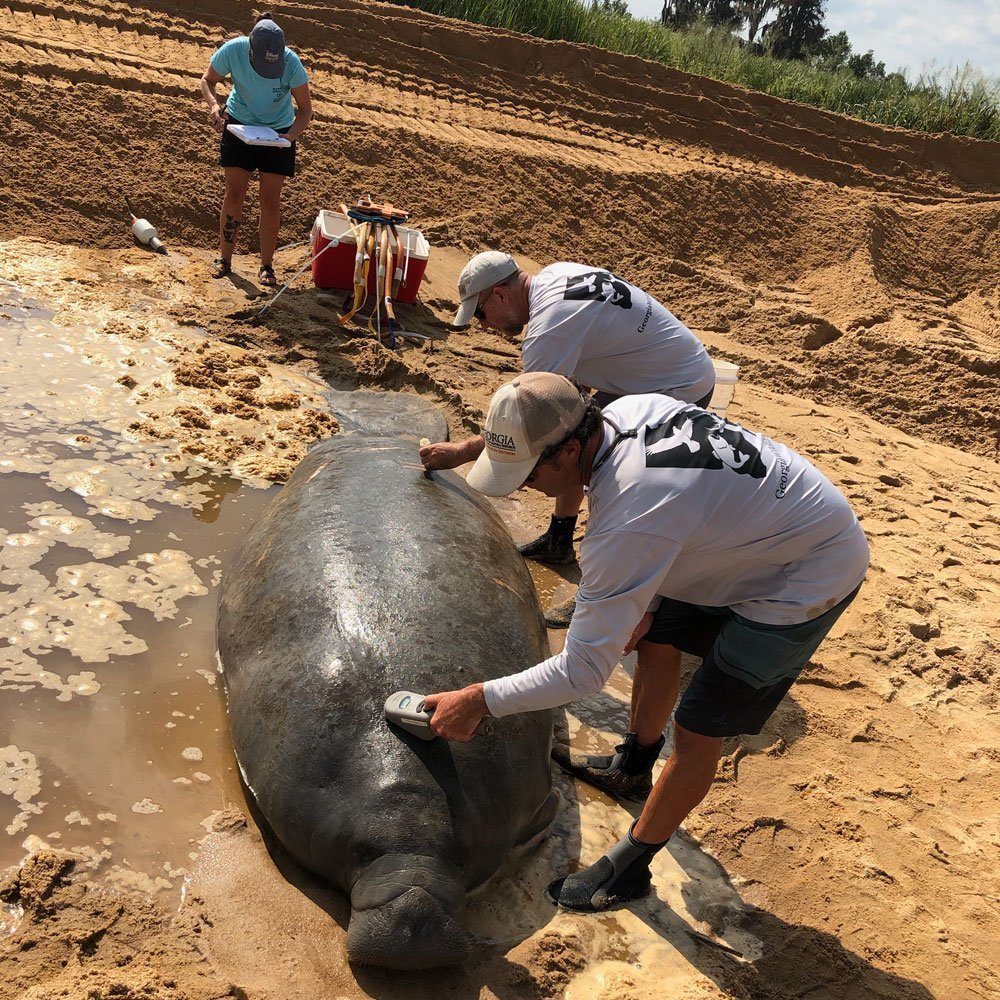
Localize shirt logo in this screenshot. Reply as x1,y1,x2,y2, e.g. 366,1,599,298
644,410,767,479
564,270,632,310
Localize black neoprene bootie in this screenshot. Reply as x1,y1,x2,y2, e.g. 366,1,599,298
551,732,665,802
546,822,669,912
543,595,577,628
517,515,577,565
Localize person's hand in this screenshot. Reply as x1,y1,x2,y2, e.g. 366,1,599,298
623,612,653,656
423,684,489,742
209,106,226,133
419,440,466,471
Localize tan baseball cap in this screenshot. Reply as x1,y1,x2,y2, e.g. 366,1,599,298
466,373,586,497
453,251,519,327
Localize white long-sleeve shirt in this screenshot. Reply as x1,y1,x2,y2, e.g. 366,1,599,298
522,263,716,402
483,394,870,717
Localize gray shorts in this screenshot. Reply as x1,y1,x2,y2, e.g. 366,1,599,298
644,584,862,736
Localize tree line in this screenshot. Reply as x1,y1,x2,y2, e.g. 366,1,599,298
592,0,890,80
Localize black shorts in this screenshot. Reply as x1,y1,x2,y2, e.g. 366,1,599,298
219,116,296,177
644,586,861,737
592,387,714,409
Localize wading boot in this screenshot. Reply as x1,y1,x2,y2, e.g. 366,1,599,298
517,514,577,565
551,732,665,802
546,821,669,912
543,595,576,629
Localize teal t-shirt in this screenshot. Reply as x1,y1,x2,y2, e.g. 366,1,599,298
211,37,308,130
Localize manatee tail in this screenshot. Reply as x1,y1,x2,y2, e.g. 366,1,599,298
346,854,469,969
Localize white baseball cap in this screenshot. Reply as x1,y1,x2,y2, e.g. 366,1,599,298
453,251,519,327
466,373,586,497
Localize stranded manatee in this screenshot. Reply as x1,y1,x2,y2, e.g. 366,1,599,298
216,408,556,970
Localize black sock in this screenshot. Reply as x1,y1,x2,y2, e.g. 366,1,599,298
548,820,668,911
620,732,665,775
548,514,577,543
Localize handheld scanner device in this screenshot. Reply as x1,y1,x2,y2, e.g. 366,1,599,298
384,690,436,740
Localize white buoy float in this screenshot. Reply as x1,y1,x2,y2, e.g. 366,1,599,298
125,197,168,255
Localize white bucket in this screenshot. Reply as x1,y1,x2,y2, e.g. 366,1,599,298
709,360,739,416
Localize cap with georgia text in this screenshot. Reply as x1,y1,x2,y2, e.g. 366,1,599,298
466,373,586,497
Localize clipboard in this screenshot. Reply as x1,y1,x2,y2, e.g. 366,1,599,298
226,124,292,148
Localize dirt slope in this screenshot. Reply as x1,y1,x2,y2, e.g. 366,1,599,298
1,2,999,999
3,0,999,458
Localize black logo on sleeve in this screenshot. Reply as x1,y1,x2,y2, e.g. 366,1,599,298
644,410,767,478
564,271,632,310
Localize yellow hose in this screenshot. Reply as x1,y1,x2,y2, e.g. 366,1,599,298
338,221,371,325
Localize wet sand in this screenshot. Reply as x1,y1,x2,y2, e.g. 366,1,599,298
2,1,1000,998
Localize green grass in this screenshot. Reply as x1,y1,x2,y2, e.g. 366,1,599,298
387,0,1000,141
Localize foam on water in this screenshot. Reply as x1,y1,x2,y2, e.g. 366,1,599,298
0,281,275,878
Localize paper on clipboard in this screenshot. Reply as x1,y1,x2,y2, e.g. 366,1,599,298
226,124,291,148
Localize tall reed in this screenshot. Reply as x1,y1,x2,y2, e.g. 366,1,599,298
388,0,1000,141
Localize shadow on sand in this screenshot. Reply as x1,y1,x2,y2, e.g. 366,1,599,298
642,856,935,999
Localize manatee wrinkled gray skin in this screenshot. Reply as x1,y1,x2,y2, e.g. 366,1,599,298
217,427,556,970
326,388,448,442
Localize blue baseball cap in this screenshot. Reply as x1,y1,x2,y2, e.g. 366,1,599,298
249,19,286,79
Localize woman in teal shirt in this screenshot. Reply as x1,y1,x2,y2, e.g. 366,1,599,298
200,13,312,286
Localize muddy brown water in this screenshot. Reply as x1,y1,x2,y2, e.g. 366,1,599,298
0,281,765,990
0,282,277,893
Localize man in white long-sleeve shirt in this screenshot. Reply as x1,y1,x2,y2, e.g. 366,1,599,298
424,372,868,913
420,252,715,627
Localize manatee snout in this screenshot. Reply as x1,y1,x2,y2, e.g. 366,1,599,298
346,853,469,970
347,884,469,969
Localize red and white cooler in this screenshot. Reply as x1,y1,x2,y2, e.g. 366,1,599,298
310,210,430,305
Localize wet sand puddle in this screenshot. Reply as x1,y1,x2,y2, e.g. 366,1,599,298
0,281,276,894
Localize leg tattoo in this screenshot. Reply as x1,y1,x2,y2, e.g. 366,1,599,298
223,215,241,246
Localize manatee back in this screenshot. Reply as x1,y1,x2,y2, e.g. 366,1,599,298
325,388,448,442
217,434,553,890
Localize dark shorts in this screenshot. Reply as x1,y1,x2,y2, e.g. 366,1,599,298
219,116,296,177
592,387,714,410
644,585,862,737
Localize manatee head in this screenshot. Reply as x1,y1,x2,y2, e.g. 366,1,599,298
346,852,469,969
